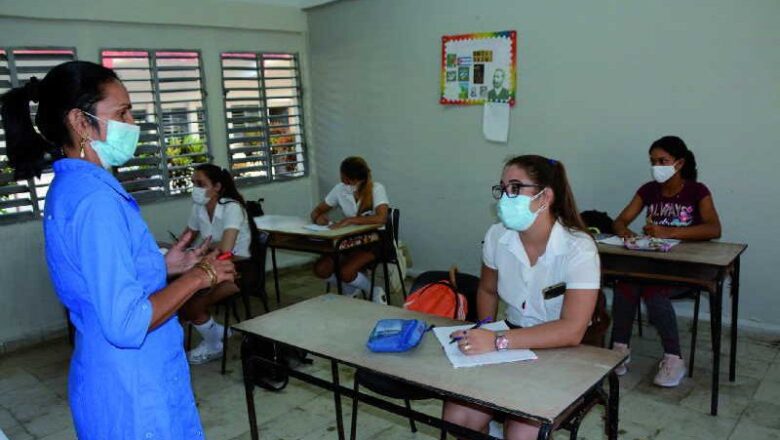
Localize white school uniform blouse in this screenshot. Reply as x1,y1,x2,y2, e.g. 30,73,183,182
187,198,252,258
324,182,390,217
482,221,601,328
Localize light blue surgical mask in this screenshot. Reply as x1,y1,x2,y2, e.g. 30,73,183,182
84,112,140,168
497,190,546,231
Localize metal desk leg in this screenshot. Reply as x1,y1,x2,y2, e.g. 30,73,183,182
382,259,390,304
242,336,260,440
330,360,345,440
271,247,281,304
334,252,343,295
537,423,553,439
607,372,620,440
730,257,741,382
710,278,724,416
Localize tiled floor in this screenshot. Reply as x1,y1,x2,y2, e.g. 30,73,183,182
1,266,780,439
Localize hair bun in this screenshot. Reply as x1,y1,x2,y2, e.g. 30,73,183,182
24,77,41,103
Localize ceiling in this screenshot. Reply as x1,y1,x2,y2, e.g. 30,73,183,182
218,0,338,9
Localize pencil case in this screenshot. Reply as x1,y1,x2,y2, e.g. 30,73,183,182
366,319,427,353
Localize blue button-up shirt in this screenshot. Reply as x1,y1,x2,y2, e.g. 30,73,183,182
43,159,203,439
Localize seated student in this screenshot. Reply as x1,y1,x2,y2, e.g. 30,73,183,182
443,155,600,440
611,136,721,386
180,164,259,364
310,156,389,303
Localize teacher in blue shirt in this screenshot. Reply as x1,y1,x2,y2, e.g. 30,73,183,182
0,61,236,439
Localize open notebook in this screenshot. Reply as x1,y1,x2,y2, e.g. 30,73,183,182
433,322,537,368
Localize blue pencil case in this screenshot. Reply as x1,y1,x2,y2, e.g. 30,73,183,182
366,319,427,353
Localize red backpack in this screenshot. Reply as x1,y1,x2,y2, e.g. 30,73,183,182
403,268,468,320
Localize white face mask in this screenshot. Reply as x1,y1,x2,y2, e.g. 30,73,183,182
344,184,357,194
192,187,209,205
651,163,678,183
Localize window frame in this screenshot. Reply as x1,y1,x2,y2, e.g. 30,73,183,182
220,51,308,186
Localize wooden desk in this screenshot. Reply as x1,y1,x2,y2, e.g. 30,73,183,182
234,295,625,440
254,215,383,301
598,241,747,416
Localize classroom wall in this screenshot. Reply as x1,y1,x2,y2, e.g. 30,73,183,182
0,0,320,350
307,0,780,329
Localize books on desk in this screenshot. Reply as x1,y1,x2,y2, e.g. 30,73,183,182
433,322,537,368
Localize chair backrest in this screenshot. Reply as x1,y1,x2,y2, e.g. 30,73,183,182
238,230,270,292
410,270,480,322
389,207,400,245
379,207,400,261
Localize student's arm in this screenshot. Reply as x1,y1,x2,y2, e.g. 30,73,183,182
216,229,239,253
644,195,722,240
476,264,500,322
332,204,388,227
458,289,598,353
310,201,333,225
613,194,644,237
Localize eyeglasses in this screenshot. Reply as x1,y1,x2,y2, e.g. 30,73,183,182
491,183,542,200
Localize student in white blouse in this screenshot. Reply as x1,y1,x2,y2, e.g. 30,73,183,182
310,157,390,303
443,155,600,440
179,164,257,364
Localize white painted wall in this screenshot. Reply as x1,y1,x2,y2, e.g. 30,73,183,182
0,0,320,349
307,0,780,329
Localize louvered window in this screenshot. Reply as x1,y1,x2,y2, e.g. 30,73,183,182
101,49,210,201
0,48,76,224
221,52,306,184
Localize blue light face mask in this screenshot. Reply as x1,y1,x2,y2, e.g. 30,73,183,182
84,112,140,168
497,190,546,231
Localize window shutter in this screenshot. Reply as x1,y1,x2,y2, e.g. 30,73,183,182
221,52,306,185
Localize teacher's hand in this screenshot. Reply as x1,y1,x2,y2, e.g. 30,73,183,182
453,328,495,355
165,231,210,276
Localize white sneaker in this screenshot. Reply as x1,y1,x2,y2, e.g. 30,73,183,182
612,343,630,376
187,340,224,365
653,353,686,387
371,286,387,305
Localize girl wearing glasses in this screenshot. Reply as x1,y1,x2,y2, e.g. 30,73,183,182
444,155,600,440
310,156,390,303
610,136,721,387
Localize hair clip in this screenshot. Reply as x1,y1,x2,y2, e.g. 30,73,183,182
547,158,558,166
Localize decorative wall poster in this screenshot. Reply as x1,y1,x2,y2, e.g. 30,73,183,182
440,30,517,106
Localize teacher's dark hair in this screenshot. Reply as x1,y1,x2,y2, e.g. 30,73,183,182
0,61,118,179
649,136,698,181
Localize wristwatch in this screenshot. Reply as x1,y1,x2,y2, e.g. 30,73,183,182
494,331,509,352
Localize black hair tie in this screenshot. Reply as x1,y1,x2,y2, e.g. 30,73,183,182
25,77,41,103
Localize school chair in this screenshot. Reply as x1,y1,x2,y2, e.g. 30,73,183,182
349,270,480,440
369,207,407,302
187,230,272,374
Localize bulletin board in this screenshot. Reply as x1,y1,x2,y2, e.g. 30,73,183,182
440,30,517,106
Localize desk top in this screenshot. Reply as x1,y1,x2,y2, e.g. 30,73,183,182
254,215,381,239
598,240,747,267
233,295,624,423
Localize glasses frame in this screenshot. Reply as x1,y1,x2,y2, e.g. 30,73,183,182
492,182,543,200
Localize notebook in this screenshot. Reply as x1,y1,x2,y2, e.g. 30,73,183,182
433,322,537,368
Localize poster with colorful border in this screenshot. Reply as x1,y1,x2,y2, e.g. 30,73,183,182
440,30,517,106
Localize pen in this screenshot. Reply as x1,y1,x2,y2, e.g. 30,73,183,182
217,251,234,261
168,231,179,242
449,316,493,344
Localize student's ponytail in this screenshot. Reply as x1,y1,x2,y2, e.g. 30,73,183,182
649,136,698,181
1,61,119,180
0,78,52,179
340,156,373,214
504,155,588,233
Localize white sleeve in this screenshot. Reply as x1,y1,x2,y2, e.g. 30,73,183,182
565,235,601,290
221,201,246,231
482,224,501,270
372,182,390,209
323,184,341,207
187,205,200,231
